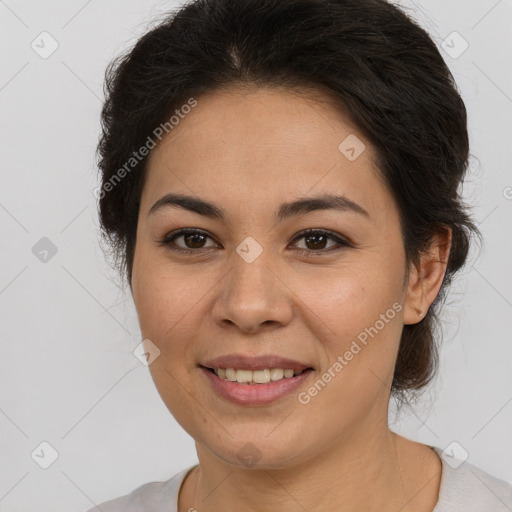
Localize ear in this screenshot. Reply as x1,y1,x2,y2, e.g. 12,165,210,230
403,226,452,325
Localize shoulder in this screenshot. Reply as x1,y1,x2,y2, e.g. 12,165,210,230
432,446,512,511
84,465,196,512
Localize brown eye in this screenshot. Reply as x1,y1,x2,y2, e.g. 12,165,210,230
157,228,351,256
290,229,351,255
158,229,218,253
181,232,208,249
303,233,329,250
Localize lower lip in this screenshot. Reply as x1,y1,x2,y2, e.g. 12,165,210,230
200,367,314,406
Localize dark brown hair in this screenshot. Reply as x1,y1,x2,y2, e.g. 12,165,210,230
96,0,481,404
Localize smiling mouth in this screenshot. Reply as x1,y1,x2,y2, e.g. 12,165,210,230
200,365,314,384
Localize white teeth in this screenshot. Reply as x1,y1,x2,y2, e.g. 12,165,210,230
225,368,237,381
253,369,270,383
213,367,305,384
270,368,284,380
236,369,253,383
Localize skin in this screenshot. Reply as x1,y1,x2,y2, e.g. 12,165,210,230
130,85,451,512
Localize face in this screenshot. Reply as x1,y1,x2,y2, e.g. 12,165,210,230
131,86,413,469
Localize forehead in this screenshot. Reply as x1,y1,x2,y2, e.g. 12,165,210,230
142,86,391,218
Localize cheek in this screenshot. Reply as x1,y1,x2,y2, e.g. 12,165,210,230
294,270,404,429
298,260,403,335
134,282,204,370
296,259,405,387
132,245,201,341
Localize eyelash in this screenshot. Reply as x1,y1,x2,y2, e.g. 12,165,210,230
157,228,352,257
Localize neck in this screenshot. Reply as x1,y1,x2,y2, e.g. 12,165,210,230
179,423,441,512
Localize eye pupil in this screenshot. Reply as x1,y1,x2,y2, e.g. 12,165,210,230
185,233,206,248
305,234,327,250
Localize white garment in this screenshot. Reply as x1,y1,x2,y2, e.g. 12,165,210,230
86,446,512,511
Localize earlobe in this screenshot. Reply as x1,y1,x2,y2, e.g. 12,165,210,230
402,262,424,325
402,227,452,325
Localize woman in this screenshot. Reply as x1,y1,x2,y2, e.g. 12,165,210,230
89,0,512,510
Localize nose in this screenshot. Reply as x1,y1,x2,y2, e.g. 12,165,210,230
211,246,294,333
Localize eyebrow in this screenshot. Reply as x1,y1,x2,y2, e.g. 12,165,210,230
148,192,370,221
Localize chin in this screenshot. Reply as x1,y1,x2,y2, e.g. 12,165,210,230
205,432,311,470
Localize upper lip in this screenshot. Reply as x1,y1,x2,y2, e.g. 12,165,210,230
200,354,314,372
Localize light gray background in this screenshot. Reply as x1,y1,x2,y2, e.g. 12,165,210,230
0,0,511,510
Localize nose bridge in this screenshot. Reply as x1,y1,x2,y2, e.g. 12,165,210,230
212,239,293,331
